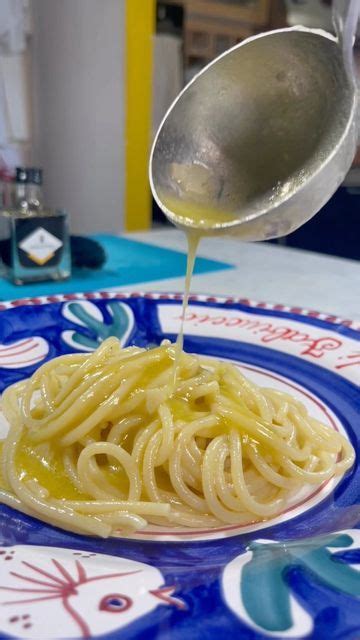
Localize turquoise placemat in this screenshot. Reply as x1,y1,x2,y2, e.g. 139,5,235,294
0,234,233,300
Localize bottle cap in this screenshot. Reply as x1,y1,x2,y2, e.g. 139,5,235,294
29,168,43,185
15,167,28,183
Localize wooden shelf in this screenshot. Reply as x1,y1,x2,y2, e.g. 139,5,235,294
185,1,273,64
161,0,286,64
184,0,271,26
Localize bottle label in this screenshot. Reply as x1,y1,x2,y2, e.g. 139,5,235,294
16,218,65,267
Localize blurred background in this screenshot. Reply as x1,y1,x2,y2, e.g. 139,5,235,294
0,0,359,258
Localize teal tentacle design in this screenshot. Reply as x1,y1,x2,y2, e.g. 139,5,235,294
289,534,360,597
241,542,292,632
70,331,102,350
237,532,360,634
62,301,133,350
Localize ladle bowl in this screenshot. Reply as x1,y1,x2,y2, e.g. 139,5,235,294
150,24,358,241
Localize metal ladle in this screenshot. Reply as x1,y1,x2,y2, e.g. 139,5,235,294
150,1,359,241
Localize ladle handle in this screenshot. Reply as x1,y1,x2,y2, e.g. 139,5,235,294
333,0,359,80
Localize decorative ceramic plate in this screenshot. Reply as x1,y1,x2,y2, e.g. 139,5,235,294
0,291,359,640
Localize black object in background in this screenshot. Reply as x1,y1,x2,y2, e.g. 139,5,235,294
70,236,106,269
285,187,360,261
157,2,184,35
0,236,106,270
152,197,171,226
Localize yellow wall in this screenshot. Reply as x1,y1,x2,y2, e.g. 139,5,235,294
125,0,156,231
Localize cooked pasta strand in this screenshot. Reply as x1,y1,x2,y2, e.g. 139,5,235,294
0,338,354,537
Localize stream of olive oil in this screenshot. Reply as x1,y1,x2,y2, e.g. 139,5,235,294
173,231,200,386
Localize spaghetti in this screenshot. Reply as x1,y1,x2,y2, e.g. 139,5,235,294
0,337,354,538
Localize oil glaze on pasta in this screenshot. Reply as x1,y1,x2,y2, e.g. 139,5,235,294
0,337,354,537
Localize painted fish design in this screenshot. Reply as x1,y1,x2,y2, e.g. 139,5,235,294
0,545,185,639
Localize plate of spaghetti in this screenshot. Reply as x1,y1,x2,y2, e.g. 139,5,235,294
0,291,359,640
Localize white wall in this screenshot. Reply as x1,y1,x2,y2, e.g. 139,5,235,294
31,0,125,234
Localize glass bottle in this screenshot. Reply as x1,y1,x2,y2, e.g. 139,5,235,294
26,168,43,211
1,167,71,285
14,167,29,209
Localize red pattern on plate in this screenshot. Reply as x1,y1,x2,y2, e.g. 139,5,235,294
0,291,357,332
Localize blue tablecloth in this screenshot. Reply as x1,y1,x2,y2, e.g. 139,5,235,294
0,234,233,300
